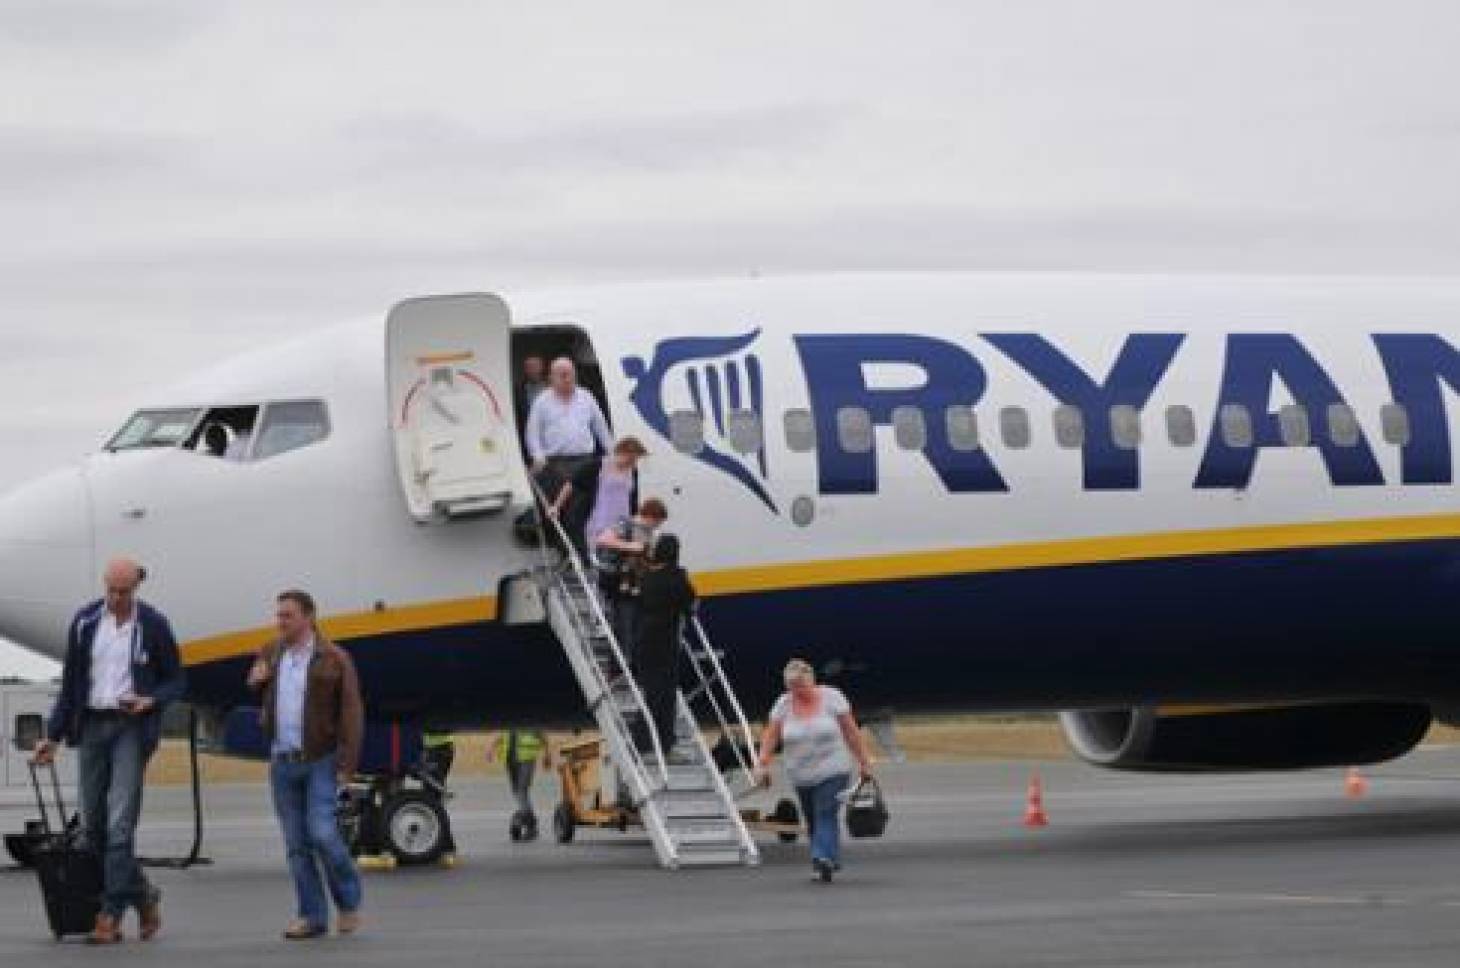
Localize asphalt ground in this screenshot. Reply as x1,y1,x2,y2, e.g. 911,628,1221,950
5,749,1460,966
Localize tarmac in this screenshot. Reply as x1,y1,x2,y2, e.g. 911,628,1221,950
6,748,1460,966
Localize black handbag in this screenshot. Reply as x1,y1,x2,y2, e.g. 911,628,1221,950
844,776,889,839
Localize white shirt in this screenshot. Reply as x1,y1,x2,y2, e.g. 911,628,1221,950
273,638,315,755
88,610,137,709
769,686,853,787
524,387,614,460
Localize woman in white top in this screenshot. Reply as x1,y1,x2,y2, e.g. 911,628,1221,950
754,659,875,882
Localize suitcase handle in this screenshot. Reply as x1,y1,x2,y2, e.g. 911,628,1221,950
27,759,68,837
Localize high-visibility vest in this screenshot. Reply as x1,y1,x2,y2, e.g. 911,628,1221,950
507,730,544,763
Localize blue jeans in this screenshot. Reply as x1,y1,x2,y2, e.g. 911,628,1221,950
269,756,362,929
795,773,850,868
78,714,155,918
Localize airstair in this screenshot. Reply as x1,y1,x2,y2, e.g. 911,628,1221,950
532,495,760,869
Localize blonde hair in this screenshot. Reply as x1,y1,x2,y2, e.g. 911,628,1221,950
782,658,815,686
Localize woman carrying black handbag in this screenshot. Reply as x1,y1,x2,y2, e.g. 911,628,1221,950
754,659,877,883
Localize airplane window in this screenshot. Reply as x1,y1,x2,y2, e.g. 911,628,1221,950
1110,404,1142,451
1000,407,1031,449
727,409,763,455
836,407,874,454
106,408,203,451
1219,404,1253,448
186,405,261,460
1052,405,1083,449
1327,404,1360,448
1278,404,1310,447
1165,405,1196,447
669,410,705,455
891,406,927,451
945,406,981,452
252,401,330,461
1380,403,1411,446
783,409,816,453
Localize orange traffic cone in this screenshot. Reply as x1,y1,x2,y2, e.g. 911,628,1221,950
1345,767,1369,799
1023,771,1050,828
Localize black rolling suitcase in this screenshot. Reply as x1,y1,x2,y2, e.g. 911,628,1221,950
27,761,102,940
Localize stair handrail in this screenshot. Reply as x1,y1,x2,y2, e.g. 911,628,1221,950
529,479,672,790
683,615,759,781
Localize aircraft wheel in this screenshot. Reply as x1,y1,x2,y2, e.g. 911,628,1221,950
552,802,576,844
383,790,449,865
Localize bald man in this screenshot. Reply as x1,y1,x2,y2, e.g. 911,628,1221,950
35,558,185,944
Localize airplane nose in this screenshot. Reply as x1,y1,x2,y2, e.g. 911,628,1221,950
0,466,92,655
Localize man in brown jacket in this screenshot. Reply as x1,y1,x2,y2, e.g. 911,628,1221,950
247,589,364,940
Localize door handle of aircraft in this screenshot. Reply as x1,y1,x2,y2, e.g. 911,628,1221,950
122,508,147,520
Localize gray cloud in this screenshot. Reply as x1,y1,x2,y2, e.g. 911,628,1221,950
0,2,216,54
338,102,855,178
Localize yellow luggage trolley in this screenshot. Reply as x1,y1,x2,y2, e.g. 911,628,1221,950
550,735,803,845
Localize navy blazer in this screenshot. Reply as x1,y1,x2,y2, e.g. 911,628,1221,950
46,599,187,757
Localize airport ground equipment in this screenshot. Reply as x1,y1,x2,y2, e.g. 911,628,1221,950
533,487,760,869
26,761,101,940
338,762,454,866
550,735,802,848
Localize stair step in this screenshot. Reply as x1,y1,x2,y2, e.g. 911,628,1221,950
673,844,751,867
661,765,713,790
656,791,732,819
664,819,742,846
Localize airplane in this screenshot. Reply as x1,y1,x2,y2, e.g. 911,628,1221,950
1,271,1458,859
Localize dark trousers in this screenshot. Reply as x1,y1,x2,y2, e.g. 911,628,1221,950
611,595,642,671
635,661,679,757
78,713,155,919
538,456,595,563
422,744,455,786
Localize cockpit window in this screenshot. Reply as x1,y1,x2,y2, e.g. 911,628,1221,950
187,405,261,459
253,400,330,460
107,408,203,451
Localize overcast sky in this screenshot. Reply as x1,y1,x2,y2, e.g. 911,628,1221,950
4,1,1460,674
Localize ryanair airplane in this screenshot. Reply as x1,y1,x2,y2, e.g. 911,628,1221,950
1,272,1457,834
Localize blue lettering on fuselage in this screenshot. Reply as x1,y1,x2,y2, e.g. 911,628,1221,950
1193,335,1383,489
794,334,1008,494
626,329,1460,505
983,333,1185,490
1373,334,1460,485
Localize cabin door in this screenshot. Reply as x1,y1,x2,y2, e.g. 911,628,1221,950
386,294,529,523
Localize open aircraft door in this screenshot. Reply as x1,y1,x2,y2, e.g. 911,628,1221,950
387,294,529,523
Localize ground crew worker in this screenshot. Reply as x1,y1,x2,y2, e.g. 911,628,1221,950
420,726,458,861
489,728,550,840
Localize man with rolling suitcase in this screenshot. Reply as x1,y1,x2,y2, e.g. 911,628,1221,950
33,558,186,943
26,759,104,940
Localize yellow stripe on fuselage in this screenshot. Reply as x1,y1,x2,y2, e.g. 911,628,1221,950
179,510,1460,668
693,511,1460,596
181,595,498,667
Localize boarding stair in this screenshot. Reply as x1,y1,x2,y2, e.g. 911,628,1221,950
531,495,760,870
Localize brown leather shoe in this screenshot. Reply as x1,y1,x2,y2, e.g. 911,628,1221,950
87,913,124,944
282,919,327,940
337,910,361,935
139,897,162,941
